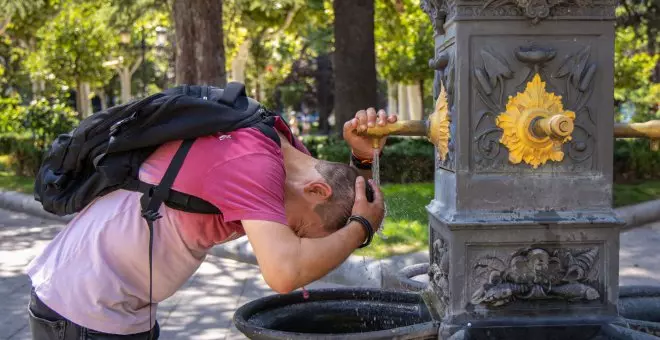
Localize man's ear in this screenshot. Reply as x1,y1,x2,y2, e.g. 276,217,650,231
303,181,332,202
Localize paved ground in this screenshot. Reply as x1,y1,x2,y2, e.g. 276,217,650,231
1,207,659,339
0,209,343,340
619,221,660,286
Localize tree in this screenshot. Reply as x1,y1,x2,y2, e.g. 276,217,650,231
375,0,434,119
172,0,226,86
0,0,45,36
333,0,378,134
25,2,115,117
614,0,659,120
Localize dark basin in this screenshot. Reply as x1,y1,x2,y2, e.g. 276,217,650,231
233,288,438,340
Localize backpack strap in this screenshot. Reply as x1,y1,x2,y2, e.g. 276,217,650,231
139,138,195,340
124,179,220,215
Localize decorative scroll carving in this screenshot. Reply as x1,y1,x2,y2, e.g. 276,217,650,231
552,45,597,169
470,247,601,307
429,233,450,317
483,0,594,23
515,46,556,91
473,49,511,168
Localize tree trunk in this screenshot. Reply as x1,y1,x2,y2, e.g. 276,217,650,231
397,83,409,120
173,0,226,86
333,0,377,134
76,82,92,118
406,84,422,120
76,81,84,119
231,40,251,84
387,82,397,115
97,91,108,110
315,54,333,134
119,68,132,104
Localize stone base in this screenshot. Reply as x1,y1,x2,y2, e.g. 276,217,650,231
441,322,659,340
427,208,622,326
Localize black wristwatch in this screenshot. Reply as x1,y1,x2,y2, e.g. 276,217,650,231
350,150,383,170
350,153,372,170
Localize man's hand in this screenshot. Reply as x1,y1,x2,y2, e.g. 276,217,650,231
351,176,385,236
343,108,398,160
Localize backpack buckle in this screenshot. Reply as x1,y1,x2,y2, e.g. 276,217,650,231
110,112,138,136
141,209,162,222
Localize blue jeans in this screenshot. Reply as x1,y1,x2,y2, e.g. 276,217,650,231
28,287,160,340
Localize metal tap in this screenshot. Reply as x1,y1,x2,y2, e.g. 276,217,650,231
614,120,660,151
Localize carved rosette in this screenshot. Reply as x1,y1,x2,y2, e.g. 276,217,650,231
470,246,601,307
496,74,576,168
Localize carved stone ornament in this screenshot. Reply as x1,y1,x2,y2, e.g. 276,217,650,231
471,247,600,307
420,0,448,35
495,74,576,168
429,235,450,317
484,0,595,23
473,45,597,172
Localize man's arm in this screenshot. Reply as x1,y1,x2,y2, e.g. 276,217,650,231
242,219,367,293
242,176,384,293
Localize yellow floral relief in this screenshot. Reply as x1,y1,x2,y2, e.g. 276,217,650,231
496,74,576,168
431,83,451,161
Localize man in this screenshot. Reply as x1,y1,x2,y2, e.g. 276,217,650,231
26,107,397,339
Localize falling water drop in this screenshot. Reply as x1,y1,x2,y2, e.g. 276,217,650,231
372,148,388,240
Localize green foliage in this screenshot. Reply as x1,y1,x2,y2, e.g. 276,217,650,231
614,139,660,182
375,0,434,84
25,2,116,90
614,26,660,121
301,135,435,183
355,182,433,258
0,94,78,176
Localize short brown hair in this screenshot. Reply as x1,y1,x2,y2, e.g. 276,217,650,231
314,161,359,231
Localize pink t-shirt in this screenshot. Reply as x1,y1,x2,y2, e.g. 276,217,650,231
26,118,308,334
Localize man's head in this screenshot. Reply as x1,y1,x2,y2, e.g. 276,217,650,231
284,160,359,238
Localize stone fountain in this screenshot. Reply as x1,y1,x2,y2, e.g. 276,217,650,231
233,0,660,338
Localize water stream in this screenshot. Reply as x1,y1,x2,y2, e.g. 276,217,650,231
372,148,387,240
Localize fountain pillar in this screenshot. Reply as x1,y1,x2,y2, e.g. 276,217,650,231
420,0,620,338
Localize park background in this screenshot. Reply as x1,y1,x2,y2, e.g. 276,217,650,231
0,0,658,258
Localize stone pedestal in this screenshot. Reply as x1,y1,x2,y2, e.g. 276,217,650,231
421,0,621,338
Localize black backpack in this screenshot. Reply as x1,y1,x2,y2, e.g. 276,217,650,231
33,82,286,336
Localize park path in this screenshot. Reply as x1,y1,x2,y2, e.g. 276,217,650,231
0,209,343,340
1,208,659,339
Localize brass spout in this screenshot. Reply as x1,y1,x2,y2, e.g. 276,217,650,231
614,120,660,151
614,120,660,139
531,114,575,140
358,84,452,160
362,120,428,139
